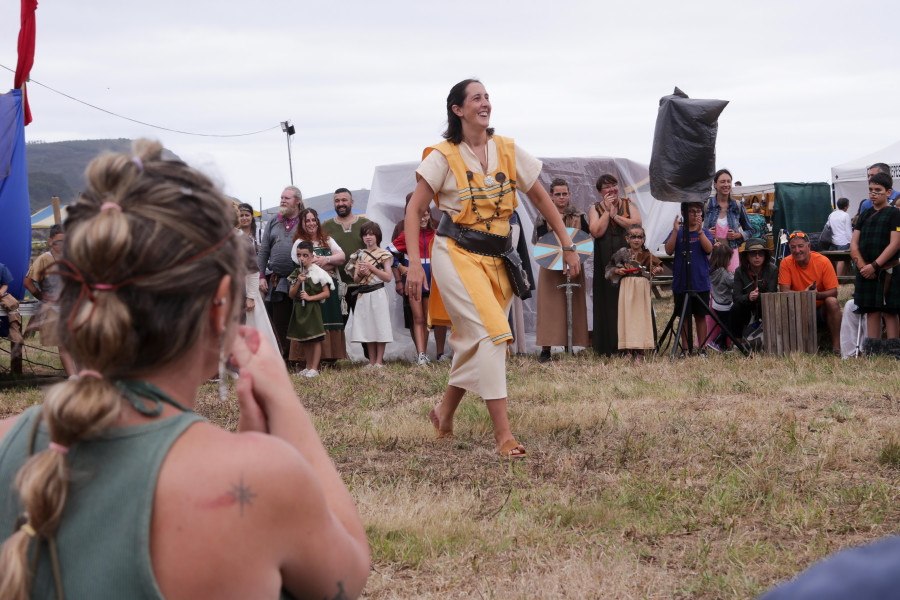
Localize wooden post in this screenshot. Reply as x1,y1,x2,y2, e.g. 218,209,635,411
51,196,61,225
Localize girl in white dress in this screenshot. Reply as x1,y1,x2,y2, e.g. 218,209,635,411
345,222,393,367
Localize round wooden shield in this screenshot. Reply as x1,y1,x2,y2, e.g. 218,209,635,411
533,227,593,270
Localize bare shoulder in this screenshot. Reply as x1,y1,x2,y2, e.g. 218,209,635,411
0,415,21,443
161,422,317,510
151,423,328,599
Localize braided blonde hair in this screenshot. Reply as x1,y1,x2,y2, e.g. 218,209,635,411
0,139,244,599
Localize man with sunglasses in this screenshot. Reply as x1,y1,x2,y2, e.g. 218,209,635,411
778,230,842,353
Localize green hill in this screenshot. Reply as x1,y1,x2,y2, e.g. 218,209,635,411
25,139,179,212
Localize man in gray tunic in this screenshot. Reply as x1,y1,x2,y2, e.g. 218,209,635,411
258,186,304,359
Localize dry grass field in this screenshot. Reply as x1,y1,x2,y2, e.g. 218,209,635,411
2,294,899,599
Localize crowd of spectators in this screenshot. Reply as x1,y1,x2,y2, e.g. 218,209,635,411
4,167,899,373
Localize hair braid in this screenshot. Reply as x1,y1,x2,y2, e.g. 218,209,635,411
0,139,244,599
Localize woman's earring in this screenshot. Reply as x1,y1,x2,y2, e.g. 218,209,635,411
218,333,227,403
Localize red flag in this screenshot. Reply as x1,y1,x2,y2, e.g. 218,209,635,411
14,0,38,125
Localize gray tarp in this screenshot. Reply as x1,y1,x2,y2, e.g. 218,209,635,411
362,156,681,361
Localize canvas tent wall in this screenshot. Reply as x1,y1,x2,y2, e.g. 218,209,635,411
770,182,832,237
363,155,681,361
831,140,900,215
30,204,68,228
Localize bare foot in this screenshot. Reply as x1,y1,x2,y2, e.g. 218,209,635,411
429,407,454,439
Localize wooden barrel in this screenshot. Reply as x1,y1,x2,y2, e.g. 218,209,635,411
760,291,817,355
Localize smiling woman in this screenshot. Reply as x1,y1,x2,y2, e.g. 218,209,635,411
291,208,348,364
403,79,582,458
704,169,752,273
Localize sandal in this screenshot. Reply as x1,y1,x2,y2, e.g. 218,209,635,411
429,408,454,439
497,439,526,459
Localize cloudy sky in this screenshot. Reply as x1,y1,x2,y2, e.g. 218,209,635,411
2,0,897,210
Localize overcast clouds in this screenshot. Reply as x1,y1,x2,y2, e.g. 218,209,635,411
2,0,897,209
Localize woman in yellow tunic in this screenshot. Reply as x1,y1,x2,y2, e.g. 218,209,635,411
405,79,581,458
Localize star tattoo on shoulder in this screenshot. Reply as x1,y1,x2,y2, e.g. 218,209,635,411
227,473,258,517
325,581,348,600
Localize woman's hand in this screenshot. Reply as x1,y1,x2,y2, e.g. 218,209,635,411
245,298,255,313
860,263,877,279
406,263,427,301
652,265,663,275
358,262,371,276
749,287,759,302
615,267,626,276
231,326,295,434
727,228,742,241
603,192,618,214
313,255,329,269
563,250,581,277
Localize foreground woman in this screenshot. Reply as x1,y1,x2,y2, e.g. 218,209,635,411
0,141,369,599
405,79,580,458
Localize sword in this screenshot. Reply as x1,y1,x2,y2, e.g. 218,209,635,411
300,265,307,307
557,273,582,354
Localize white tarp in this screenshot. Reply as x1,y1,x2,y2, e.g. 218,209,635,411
831,140,900,215
357,156,682,362
30,205,68,229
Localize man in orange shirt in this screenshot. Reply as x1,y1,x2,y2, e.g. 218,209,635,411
778,230,842,352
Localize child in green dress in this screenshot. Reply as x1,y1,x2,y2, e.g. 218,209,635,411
287,240,333,378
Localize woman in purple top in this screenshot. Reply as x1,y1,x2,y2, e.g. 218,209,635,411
664,201,714,354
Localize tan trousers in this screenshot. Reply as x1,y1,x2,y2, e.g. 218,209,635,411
1,295,24,373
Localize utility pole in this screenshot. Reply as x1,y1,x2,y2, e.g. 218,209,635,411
280,120,296,184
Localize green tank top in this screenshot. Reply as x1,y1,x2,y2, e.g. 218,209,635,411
0,406,299,600
0,406,204,599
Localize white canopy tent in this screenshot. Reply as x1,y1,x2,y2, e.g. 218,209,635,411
358,156,681,362
831,140,900,215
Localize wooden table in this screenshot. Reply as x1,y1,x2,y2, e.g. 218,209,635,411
819,250,853,284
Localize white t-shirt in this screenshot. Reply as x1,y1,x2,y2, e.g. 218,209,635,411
826,209,853,246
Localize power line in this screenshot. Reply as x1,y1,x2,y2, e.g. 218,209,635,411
1,63,280,138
